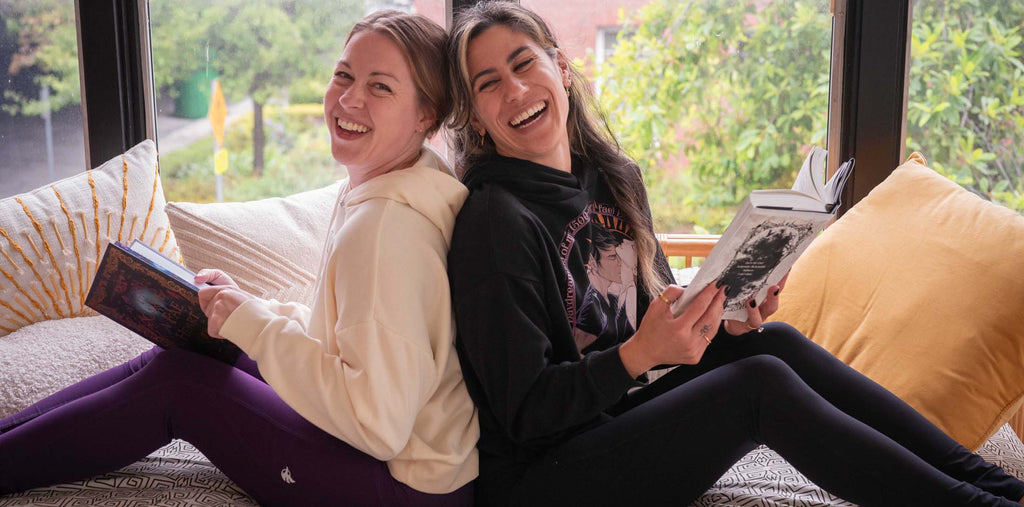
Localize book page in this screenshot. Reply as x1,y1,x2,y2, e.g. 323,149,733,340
790,147,827,200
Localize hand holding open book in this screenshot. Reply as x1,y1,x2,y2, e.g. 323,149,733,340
670,147,854,321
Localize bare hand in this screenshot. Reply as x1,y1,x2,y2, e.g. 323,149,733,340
619,283,727,377
723,273,789,335
194,268,238,288
198,285,252,339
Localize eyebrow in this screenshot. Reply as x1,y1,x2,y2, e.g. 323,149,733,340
470,45,532,89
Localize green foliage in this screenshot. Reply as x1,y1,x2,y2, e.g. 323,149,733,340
160,104,341,203
597,0,832,233
598,0,1023,233
906,0,1024,212
1,1,79,115
146,0,361,175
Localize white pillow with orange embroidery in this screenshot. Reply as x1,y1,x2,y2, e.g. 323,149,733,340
0,140,179,335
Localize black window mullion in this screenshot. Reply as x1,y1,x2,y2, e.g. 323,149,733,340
77,0,149,168
837,0,912,210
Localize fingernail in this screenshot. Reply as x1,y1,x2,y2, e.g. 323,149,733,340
715,279,723,288
774,290,780,296
749,300,756,308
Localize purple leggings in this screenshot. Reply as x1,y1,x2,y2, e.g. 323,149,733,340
0,347,473,506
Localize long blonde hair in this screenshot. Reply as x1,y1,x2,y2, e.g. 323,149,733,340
446,1,667,298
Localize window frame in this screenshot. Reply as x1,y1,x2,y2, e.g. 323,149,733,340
74,0,913,209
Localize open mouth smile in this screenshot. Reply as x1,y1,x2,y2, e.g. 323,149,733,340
337,118,371,134
509,101,547,129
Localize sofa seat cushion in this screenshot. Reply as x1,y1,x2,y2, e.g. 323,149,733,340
0,316,152,419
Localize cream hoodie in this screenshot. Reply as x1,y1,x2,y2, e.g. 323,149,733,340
219,146,478,494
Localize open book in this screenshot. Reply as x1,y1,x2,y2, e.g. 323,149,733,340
670,147,855,321
85,240,242,364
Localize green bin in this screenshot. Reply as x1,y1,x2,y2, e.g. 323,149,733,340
174,69,217,119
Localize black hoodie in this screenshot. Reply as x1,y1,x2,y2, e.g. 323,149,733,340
448,154,673,489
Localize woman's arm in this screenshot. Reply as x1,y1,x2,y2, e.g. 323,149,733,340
217,202,444,460
454,271,636,443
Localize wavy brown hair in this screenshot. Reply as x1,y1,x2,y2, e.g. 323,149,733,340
445,1,667,298
347,10,450,137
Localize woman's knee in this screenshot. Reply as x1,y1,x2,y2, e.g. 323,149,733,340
732,355,805,393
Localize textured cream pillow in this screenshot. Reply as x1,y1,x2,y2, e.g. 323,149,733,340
771,152,1024,450
166,181,340,306
0,140,178,336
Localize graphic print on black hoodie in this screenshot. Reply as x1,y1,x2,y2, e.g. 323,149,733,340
570,206,637,354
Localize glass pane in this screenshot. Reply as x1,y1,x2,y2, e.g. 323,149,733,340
150,0,445,203
907,1,1024,214
0,1,86,199
523,0,834,235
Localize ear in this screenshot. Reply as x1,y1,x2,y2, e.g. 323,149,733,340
416,105,436,134
554,49,571,88
468,112,484,135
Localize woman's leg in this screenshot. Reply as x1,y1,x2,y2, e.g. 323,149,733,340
628,322,1024,502
0,348,470,506
506,355,1018,507
0,348,264,433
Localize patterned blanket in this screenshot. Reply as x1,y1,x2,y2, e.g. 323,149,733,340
3,425,1023,506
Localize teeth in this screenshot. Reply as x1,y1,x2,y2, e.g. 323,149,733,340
337,119,370,133
510,102,546,127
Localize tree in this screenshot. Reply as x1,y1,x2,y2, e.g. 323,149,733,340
596,0,1023,233
1,0,79,116
906,0,1024,210
3,0,360,177
151,0,360,177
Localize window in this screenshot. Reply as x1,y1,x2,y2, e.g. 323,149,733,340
0,1,86,198
148,0,445,204
595,27,623,64
906,1,1024,214
525,0,835,235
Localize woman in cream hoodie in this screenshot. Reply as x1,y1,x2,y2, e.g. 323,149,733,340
0,11,477,506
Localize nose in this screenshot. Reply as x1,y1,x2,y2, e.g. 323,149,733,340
504,76,527,102
338,84,364,108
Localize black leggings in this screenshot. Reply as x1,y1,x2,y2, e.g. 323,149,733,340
499,322,1024,507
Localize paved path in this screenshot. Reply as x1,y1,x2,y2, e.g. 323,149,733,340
0,98,252,198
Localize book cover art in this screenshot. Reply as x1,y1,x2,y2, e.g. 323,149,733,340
85,242,241,364
719,219,816,315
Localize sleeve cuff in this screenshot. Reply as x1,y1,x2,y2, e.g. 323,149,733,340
219,298,276,353
585,344,643,402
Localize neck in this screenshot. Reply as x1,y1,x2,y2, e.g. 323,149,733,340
498,140,572,173
348,142,424,188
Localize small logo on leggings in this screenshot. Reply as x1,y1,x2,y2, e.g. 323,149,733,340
281,467,296,484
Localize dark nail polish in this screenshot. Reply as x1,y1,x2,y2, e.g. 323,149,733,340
774,290,780,296
749,300,757,308
715,279,723,288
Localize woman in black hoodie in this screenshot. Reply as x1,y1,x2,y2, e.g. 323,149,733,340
445,2,1024,506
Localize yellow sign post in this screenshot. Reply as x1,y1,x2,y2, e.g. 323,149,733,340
208,79,228,201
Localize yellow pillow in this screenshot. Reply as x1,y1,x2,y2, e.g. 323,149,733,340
0,140,179,336
771,152,1024,450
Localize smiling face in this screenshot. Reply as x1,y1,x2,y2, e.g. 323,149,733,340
465,25,572,171
324,30,433,186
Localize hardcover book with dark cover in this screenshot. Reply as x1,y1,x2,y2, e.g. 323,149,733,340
85,241,241,364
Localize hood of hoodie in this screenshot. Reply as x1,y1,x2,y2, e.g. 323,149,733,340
343,145,468,247
462,155,585,203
